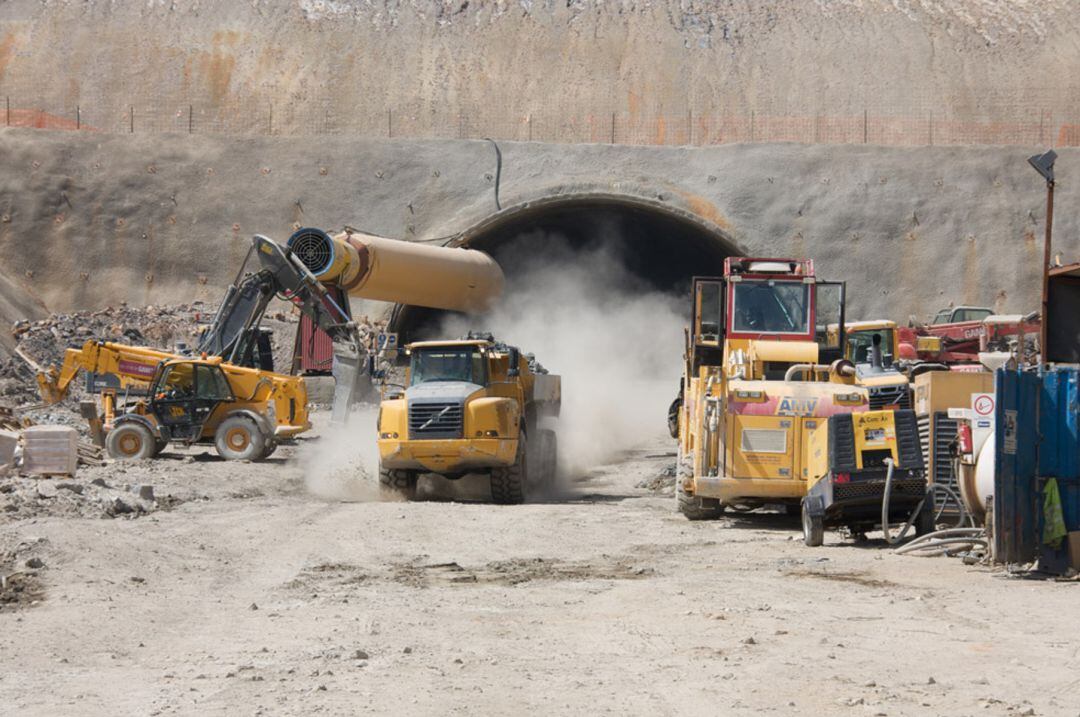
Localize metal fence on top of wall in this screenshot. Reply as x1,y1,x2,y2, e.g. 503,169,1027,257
2,91,1079,147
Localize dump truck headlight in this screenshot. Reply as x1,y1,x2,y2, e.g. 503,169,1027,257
379,432,399,439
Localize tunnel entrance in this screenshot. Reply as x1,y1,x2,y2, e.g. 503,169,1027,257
391,197,737,341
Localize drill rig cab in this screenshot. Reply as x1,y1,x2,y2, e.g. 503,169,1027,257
675,258,872,519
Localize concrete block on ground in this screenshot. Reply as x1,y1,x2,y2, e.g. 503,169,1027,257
0,429,18,469
21,425,78,476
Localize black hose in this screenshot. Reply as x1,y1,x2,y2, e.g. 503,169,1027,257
484,137,502,211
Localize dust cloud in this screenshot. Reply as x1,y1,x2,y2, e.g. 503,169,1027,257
296,407,388,501
444,232,686,476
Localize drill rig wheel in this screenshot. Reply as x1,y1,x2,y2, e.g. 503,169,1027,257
675,450,724,520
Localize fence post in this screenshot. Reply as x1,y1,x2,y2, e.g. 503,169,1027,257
188,104,193,133
610,112,616,144
76,105,80,130
129,105,134,133
863,109,868,144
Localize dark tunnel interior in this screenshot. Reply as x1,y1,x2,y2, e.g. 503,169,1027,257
390,200,736,342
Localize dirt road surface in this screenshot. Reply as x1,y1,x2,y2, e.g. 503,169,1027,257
1,427,1077,716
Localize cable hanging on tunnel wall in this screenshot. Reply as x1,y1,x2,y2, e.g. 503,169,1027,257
484,137,502,211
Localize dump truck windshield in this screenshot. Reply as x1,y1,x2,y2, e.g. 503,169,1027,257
848,330,895,366
731,280,810,334
410,349,487,386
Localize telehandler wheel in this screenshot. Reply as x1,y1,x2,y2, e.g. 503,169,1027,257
378,465,418,500
801,501,824,547
674,452,723,520
260,440,278,460
151,437,169,457
214,416,267,461
491,437,527,505
106,423,156,461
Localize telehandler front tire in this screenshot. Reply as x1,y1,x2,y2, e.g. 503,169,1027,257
106,423,156,461
490,437,527,505
674,452,723,520
214,416,267,461
379,466,418,500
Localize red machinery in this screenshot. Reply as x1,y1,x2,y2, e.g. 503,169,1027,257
898,306,1040,370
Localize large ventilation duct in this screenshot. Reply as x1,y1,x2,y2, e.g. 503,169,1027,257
287,227,504,313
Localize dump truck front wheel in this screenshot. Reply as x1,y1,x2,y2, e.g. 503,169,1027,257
675,452,723,520
107,423,156,461
379,466,418,500
214,416,267,461
490,436,527,505
802,501,824,547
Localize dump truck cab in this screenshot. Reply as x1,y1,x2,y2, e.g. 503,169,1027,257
829,320,912,410
377,334,560,504
675,257,871,519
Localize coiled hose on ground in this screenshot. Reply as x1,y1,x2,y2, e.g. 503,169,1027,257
881,458,988,556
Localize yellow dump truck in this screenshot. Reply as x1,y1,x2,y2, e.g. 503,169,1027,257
376,334,560,504
37,339,310,460
674,257,873,519
828,320,912,410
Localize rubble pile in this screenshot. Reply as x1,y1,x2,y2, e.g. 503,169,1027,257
0,471,185,521
1,301,306,408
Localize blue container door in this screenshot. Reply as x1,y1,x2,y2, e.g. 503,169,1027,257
994,369,1041,563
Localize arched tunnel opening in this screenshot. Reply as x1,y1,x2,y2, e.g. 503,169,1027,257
382,197,737,473
391,198,737,341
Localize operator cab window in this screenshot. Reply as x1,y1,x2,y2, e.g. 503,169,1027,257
157,364,195,400
698,282,722,342
731,280,810,335
932,309,953,325
848,331,895,366
410,349,487,386
195,365,233,401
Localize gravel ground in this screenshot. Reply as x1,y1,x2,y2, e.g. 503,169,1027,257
0,418,1077,716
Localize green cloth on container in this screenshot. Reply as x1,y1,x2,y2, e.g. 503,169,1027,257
1043,477,1067,549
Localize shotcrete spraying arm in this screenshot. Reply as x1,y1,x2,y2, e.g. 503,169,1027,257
197,235,366,422
198,235,363,364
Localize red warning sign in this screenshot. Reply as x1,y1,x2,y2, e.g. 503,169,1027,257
973,394,995,417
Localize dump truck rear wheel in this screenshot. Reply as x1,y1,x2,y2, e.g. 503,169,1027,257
107,423,155,461
802,501,824,547
214,416,267,461
379,466,417,500
675,451,723,520
491,437,527,505
531,429,558,490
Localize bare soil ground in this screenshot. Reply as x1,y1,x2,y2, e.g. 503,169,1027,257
1,422,1078,716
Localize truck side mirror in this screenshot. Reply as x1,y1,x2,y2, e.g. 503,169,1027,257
507,347,520,378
